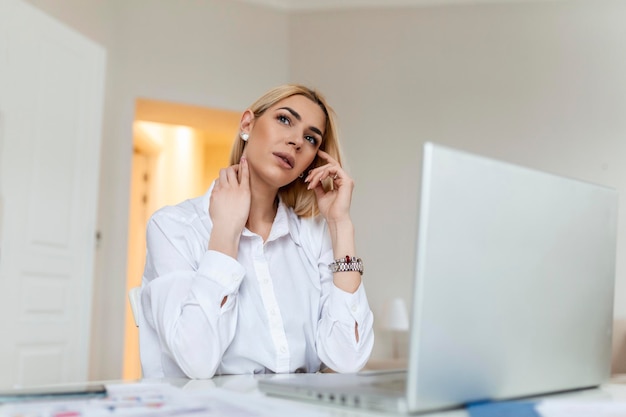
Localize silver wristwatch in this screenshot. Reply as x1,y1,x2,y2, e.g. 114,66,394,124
329,256,364,275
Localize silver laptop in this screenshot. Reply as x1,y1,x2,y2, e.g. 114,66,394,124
258,142,618,414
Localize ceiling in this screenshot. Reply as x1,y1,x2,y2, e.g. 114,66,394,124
237,0,546,11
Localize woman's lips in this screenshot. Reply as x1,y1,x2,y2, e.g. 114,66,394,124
273,152,294,169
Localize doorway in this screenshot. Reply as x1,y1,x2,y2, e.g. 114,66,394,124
124,99,240,379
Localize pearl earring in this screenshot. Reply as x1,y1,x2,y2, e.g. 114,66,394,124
240,132,249,142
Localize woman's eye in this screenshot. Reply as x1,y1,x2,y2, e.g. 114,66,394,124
305,136,318,145
278,115,290,125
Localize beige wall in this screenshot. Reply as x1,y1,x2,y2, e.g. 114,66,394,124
205,142,234,187
23,0,626,377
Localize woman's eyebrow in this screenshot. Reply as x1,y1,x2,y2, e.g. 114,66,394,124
309,126,323,137
279,106,323,137
278,106,301,121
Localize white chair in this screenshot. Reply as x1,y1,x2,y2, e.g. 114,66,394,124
128,286,142,327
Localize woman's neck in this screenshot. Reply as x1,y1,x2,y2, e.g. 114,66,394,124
246,176,279,240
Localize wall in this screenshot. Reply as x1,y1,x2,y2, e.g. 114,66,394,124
24,0,290,379
289,0,626,364
205,141,234,187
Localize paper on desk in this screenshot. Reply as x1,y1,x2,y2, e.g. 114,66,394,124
0,382,329,417
0,383,202,417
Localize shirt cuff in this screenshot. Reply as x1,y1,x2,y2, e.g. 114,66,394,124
196,250,245,292
327,282,370,324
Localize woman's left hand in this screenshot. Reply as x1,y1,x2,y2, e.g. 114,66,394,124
305,149,354,223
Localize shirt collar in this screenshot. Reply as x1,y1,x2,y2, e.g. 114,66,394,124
266,198,302,246
205,182,302,245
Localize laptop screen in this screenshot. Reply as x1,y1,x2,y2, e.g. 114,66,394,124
407,143,617,411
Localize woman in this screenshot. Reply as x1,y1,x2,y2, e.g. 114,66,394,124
139,84,374,378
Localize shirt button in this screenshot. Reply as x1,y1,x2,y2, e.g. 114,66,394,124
351,305,358,312
280,346,287,354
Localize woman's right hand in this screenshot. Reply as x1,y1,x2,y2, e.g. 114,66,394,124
208,157,251,258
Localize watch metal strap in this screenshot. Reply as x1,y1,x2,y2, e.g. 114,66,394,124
329,256,363,275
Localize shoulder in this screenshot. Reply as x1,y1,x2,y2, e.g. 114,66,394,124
296,213,327,236
148,191,210,233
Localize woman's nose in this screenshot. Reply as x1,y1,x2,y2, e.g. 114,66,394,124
287,134,302,149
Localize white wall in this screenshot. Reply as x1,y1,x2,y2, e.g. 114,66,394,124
289,0,626,364
24,0,290,379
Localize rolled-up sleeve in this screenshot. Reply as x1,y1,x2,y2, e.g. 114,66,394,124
317,282,375,373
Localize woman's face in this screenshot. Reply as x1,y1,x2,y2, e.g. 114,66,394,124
242,94,326,189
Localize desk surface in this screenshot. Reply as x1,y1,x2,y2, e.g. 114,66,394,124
2,375,626,417
170,374,626,417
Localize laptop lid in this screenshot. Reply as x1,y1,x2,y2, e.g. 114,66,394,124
407,142,617,412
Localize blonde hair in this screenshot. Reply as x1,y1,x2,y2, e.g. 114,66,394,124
229,84,342,218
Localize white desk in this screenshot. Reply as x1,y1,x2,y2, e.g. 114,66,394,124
165,374,626,416
2,375,626,417
174,374,465,416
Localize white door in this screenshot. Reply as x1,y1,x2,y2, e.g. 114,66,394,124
0,0,105,387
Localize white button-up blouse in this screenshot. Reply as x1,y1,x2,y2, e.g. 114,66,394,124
138,185,374,379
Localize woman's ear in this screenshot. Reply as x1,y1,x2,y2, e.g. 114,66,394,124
240,109,254,134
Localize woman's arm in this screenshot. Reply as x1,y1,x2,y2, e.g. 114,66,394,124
142,160,251,378
316,287,375,373
315,237,375,373
306,150,362,295
141,208,245,379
